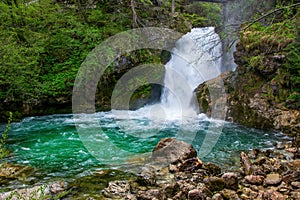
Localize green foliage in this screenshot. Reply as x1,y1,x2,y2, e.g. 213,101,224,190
0,112,12,159
185,2,222,27
0,0,129,104
140,0,153,6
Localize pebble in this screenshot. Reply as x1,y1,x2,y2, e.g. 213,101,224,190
244,175,264,185
291,181,300,188
264,173,282,185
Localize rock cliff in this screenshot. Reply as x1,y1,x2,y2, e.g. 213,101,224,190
196,22,300,138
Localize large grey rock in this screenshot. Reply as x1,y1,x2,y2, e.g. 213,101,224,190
150,138,197,166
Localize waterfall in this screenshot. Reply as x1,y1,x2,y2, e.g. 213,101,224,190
159,27,222,119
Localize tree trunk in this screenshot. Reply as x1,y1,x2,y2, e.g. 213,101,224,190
130,0,138,27
171,0,175,14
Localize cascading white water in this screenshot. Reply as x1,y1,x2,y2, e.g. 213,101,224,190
112,27,223,123
159,27,222,119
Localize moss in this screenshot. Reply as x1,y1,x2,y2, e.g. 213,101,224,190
249,55,264,70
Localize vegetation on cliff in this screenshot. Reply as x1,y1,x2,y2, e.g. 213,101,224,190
229,1,300,135
196,1,299,136
239,1,300,108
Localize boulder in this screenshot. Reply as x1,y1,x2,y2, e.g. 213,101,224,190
150,138,197,166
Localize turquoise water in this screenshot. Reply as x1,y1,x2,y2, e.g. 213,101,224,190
1,112,288,181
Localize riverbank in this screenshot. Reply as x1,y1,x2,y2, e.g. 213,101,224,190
0,138,299,199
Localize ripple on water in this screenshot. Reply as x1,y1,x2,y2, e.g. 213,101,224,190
2,111,287,189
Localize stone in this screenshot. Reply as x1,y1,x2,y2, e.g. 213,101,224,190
177,157,203,172
196,183,213,198
253,157,267,165
262,188,286,200
204,176,225,192
244,175,264,185
291,181,300,188
287,160,300,170
241,187,258,199
137,167,156,186
103,180,131,198
286,147,298,153
137,189,164,200
212,193,224,200
282,172,300,183
188,189,206,200
163,183,179,198
290,190,300,199
0,185,50,200
248,149,261,159
220,189,239,200
169,164,177,173
276,143,285,150
240,152,253,175
204,162,221,176
264,173,282,186
151,138,197,167
252,165,265,176
176,179,196,195
0,163,33,179
221,172,239,190
276,182,290,194
173,191,184,200
49,181,66,194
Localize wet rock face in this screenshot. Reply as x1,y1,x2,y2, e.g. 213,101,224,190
195,39,300,136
